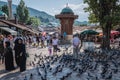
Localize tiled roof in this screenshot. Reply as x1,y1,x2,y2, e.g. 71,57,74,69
0,21,8,26
0,20,39,34
0,20,28,30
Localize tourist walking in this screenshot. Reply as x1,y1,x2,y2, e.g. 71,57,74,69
28,35,32,46
33,36,37,47
48,43,52,56
36,34,40,47
73,34,80,59
41,36,46,48
63,32,67,43
46,34,50,46
52,36,60,54
4,41,15,71
63,32,67,40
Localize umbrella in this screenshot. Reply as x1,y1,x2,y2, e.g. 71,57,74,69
80,30,99,35
111,31,119,35
116,28,120,32
42,32,46,36
98,30,120,37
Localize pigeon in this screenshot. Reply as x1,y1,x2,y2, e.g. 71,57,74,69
65,72,72,78
37,68,41,76
41,76,46,80
24,76,27,80
34,57,36,62
60,76,65,80
73,67,78,71
105,72,112,79
113,68,118,73
88,72,94,78
29,73,33,80
32,61,35,67
58,68,62,72
49,67,52,71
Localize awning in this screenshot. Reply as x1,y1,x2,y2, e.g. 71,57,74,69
0,20,28,30
0,27,17,35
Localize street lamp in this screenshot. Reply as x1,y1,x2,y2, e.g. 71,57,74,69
14,13,18,24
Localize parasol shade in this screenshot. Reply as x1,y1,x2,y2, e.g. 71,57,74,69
80,30,99,35
116,28,120,32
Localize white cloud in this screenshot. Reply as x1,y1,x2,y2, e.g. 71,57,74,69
43,3,89,21
48,8,61,16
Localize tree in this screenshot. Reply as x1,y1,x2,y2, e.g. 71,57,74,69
16,0,29,24
84,0,120,49
27,17,41,27
84,7,99,24
1,5,9,16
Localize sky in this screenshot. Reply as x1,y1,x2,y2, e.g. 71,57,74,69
1,0,89,21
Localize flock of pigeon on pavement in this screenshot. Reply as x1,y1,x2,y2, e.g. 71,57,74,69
10,46,120,80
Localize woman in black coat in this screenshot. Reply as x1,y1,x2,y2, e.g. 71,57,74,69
14,38,26,72
4,41,15,71
14,38,20,67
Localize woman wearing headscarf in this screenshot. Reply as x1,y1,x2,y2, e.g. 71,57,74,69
14,38,26,72
4,41,15,71
14,38,20,67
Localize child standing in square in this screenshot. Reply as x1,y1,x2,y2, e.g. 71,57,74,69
48,43,52,56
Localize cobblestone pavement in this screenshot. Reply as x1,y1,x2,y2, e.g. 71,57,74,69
0,43,119,80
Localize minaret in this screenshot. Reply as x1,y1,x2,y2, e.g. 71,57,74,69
7,0,12,19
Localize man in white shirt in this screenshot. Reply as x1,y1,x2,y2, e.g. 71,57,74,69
46,34,50,46
72,34,80,59
55,32,59,38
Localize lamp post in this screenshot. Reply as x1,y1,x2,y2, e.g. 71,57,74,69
14,13,18,24
7,0,12,19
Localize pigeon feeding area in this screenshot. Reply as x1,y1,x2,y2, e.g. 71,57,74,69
9,49,120,80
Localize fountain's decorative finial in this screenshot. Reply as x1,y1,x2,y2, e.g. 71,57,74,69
66,3,69,7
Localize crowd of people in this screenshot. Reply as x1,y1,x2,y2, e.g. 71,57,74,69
0,32,67,72
0,31,119,73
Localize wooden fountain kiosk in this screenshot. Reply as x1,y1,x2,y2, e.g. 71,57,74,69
55,5,78,40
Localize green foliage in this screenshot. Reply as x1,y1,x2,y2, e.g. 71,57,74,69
1,5,8,16
27,17,41,27
80,24,87,26
84,0,120,49
88,13,99,23
84,0,120,26
16,0,29,23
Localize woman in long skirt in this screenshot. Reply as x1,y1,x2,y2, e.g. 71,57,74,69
4,41,15,71
15,39,26,72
